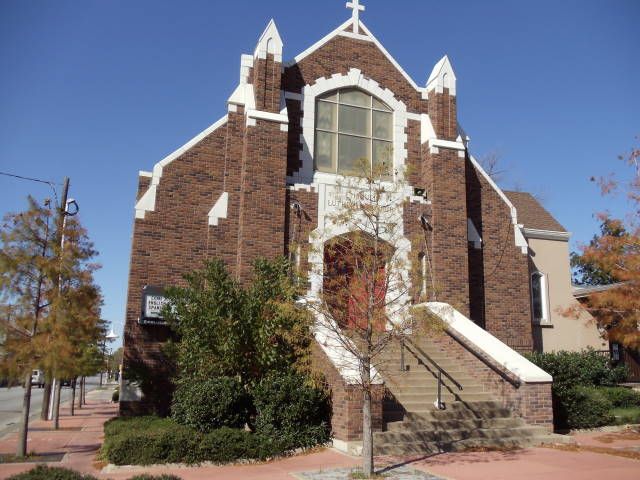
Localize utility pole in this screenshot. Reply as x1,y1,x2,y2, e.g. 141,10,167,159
47,177,69,425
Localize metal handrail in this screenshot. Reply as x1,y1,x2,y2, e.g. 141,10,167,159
400,338,463,410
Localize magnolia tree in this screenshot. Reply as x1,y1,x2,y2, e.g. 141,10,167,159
571,143,640,349
303,160,436,477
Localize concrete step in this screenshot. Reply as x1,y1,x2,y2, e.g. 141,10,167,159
387,385,487,395
403,404,513,422
396,394,494,409
375,425,550,444
385,416,527,432
373,434,572,456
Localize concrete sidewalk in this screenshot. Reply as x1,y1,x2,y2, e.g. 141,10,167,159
0,388,638,479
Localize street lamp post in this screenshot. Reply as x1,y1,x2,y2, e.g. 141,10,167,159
100,328,118,387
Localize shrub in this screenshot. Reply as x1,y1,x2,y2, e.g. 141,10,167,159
112,387,119,402
6,466,98,480
252,373,331,449
599,386,640,408
171,377,250,432
558,386,615,429
526,350,628,396
102,416,201,466
101,416,292,466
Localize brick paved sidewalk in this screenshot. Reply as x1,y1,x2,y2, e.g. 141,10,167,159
0,389,638,480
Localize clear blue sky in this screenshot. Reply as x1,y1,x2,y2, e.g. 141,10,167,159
1,0,638,347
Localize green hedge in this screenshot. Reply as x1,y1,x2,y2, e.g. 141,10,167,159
599,386,640,408
559,387,615,429
5,465,180,480
525,350,629,429
101,417,291,466
525,350,628,396
253,373,331,450
171,377,250,433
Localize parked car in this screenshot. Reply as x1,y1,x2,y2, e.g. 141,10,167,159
31,370,44,388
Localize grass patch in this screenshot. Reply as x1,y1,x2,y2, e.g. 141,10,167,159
0,453,65,464
611,406,640,425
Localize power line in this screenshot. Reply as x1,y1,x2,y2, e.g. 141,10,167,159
0,171,61,207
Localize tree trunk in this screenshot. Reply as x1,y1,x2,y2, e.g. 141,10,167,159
17,371,33,457
53,380,62,430
70,379,76,416
82,376,86,405
361,360,374,478
40,381,51,420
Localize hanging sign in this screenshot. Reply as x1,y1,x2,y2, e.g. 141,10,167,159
139,285,170,325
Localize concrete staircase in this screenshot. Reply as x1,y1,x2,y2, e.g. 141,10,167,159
374,336,570,455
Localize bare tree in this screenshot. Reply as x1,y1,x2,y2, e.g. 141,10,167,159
303,159,436,477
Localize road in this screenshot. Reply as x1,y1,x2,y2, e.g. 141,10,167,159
0,376,103,437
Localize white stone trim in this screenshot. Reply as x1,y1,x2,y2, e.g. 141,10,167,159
134,115,228,219
138,170,152,178
254,19,283,63
424,302,553,383
331,438,362,455
338,30,373,43
290,68,408,185
228,83,256,110
426,55,457,96
428,138,466,151
523,228,571,241
207,192,228,226
337,30,372,42
290,18,353,66
420,114,437,144
467,218,482,249
246,109,289,124
288,19,424,94
311,309,383,386
468,153,519,225
515,224,529,254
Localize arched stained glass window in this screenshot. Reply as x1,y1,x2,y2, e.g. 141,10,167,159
314,88,393,178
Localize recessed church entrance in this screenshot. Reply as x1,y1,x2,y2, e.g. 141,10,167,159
322,232,392,332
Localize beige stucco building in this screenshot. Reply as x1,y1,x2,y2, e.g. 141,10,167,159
505,191,607,353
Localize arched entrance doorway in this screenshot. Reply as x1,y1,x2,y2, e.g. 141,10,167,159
323,232,393,332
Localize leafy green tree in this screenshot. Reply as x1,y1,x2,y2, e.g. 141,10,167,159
164,257,314,386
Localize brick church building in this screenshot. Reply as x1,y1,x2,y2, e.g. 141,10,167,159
122,2,586,452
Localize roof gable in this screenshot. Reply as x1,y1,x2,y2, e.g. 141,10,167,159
287,18,423,93
504,191,567,232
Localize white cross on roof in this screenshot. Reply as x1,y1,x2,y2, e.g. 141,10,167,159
346,0,365,34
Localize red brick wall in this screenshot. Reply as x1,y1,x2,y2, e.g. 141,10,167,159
465,163,533,352
422,147,470,316
431,330,552,429
311,342,384,441
236,118,288,282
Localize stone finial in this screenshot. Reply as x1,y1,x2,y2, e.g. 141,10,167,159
426,55,457,96
254,19,283,62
